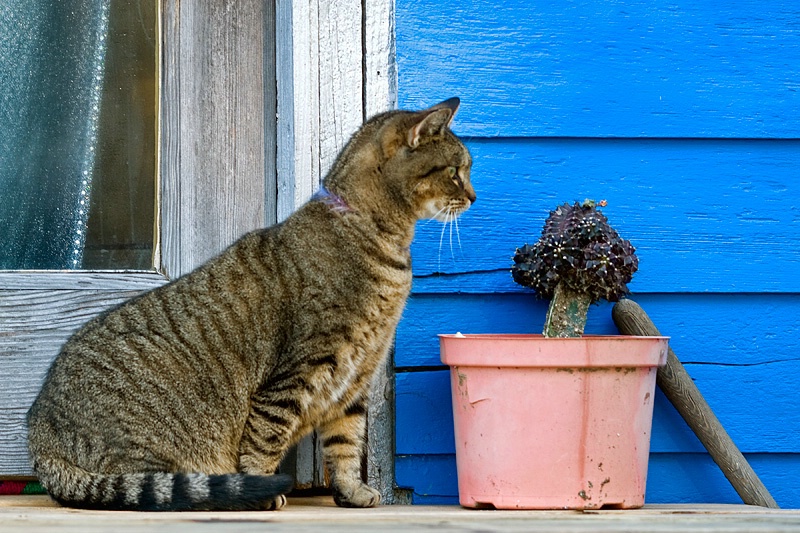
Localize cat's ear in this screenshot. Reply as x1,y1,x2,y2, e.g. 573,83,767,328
429,97,460,122
407,97,460,149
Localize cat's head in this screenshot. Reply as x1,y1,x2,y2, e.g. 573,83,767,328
325,98,475,225
379,98,475,222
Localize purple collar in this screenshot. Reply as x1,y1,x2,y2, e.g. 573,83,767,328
313,186,353,213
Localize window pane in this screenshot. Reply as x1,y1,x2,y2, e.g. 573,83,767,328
0,0,156,270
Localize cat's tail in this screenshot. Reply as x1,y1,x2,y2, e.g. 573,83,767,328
34,457,294,511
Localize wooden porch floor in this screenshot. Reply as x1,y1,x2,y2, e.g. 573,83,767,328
3,495,800,532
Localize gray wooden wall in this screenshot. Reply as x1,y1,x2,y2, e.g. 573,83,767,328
1,0,398,503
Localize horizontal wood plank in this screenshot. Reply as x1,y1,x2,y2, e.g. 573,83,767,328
397,0,800,138
394,453,798,506
0,289,147,475
0,271,168,290
409,138,800,293
394,454,458,504
6,496,800,532
394,362,800,455
0,409,32,477
396,293,800,367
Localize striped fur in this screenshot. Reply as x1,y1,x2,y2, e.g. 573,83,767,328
27,98,474,511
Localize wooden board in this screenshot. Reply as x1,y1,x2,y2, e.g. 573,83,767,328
395,368,800,455
396,0,800,138
3,495,800,533
408,138,800,293
395,453,800,507
363,0,399,504
0,272,167,290
0,288,150,475
274,0,398,496
396,293,800,367
160,0,273,278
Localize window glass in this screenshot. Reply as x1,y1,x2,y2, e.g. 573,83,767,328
0,0,156,270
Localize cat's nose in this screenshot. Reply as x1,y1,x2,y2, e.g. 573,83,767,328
467,191,477,204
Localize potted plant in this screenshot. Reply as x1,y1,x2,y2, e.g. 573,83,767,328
440,200,669,510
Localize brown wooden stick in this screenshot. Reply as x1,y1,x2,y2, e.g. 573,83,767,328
612,299,779,508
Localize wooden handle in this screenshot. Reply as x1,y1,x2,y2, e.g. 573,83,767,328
612,299,779,508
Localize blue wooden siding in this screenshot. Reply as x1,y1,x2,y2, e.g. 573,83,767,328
393,0,800,507
397,1,800,138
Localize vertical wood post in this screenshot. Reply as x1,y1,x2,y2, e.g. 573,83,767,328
363,0,399,505
275,0,398,499
161,0,272,278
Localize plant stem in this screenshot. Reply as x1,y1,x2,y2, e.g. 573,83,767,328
542,283,591,338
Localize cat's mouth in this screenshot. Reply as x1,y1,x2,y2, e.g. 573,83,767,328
426,199,472,222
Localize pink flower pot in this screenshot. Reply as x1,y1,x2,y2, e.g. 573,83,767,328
440,334,669,510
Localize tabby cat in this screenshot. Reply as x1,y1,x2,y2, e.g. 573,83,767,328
27,98,475,511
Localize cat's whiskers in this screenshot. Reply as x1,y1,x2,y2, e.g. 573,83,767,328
435,203,469,269
437,207,450,272
448,209,456,260
454,211,463,254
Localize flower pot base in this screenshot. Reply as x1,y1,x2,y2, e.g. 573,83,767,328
441,334,669,510
461,495,640,511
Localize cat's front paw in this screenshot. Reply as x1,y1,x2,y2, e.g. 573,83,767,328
265,494,287,510
333,482,381,508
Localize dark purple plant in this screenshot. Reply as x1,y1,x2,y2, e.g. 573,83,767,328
511,200,638,337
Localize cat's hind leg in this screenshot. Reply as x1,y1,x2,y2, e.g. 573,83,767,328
319,399,381,508
237,391,303,510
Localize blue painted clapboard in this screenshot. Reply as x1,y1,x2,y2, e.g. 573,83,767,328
397,0,800,138
394,0,800,507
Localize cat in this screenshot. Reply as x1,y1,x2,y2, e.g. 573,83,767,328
26,97,475,511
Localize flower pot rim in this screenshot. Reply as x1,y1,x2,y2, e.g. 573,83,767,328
439,333,669,368
439,333,669,341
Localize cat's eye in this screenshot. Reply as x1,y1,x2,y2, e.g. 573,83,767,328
447,167,457,178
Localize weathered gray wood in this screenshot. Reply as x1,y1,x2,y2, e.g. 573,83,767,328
367,348,401,504
276,0,320,222
313,0,363,488
318,0,363,176
157,0,180,276
0,271,166,290
0,276,166,477
276,0,392,492
2,0,397,493
275,0,322,487
263,0,278,226
364,0,397,119
0,289,148,475
275,0,397,494
612,298,779,509
5,495,800,532
160,0,271,278
293,431,325,490
0,409,34,477
6,495,800,532
363,0,399,505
